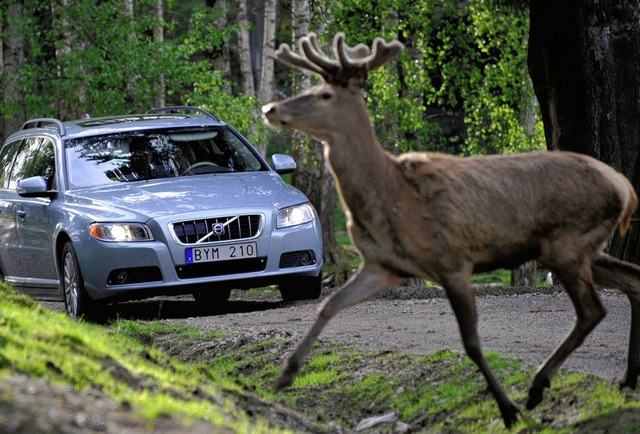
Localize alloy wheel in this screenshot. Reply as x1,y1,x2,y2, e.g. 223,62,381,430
63,251,79,318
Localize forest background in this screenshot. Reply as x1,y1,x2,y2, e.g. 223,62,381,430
0,0,626,275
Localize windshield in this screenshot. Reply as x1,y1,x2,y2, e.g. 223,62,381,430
65,127,267,188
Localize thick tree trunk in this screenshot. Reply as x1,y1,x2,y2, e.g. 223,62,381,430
528,0,640,263
1,5,5,143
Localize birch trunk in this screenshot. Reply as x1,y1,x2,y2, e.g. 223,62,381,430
258,0,276,104
238,0,255,96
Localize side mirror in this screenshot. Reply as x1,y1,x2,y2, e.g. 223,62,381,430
17,176,57,198
271,154,297,175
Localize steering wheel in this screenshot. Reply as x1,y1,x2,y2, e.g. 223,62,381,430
182,161,219,175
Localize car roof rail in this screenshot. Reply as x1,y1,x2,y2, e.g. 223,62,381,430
147,106,220,121
20,118,67,136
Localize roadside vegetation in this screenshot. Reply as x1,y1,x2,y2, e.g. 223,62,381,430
2,283,640,433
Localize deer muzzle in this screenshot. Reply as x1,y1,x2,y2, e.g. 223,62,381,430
261,103,288,127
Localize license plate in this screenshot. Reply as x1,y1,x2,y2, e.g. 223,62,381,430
185,242,257,264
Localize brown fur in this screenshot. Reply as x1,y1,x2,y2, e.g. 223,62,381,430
262,32,640,428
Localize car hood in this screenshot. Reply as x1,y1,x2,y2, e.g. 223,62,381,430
64,172,307,221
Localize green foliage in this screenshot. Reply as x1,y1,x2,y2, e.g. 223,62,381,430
319,0,544,155
12,0,541,155
14,0,263,144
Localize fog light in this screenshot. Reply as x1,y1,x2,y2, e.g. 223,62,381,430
114,270,129,283
299,251,313,266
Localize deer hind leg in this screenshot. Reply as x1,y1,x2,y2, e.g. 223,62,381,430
592,251,640,389
276,263,400,390
526,260,606,410
441,270,519,428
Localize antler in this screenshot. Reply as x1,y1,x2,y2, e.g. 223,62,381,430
275,32,405,87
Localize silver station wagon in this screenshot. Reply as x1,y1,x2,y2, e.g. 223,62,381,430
0,106,323,319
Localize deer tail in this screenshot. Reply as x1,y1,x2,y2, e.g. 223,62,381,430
618,176,638,235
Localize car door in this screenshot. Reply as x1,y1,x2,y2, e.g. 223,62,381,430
11,137,58,285
0,139,24,280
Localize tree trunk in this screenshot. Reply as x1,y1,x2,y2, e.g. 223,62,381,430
2,0,26,137
238,0,255,96
511,261,537,287
0,4,5,143
257,0,276,104
212,0,231,94
528,0,640,263
153,0,165,108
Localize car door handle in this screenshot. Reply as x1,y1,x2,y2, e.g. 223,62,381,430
17,210,26,218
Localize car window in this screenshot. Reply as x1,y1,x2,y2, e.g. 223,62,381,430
7,138,44,189
65,127,267,189
0,140,23,188
25,139,56,189
5,138,56,190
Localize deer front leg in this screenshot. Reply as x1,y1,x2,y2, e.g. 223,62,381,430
442,270,520,428
527,266,606,410
276,263,400,390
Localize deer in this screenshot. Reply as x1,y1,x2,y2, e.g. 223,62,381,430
261,32,640,428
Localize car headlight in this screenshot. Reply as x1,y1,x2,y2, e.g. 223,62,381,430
89,223,154,242
277,203,315,228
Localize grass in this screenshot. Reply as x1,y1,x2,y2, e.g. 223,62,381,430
0,284,297,433
3,282,640,432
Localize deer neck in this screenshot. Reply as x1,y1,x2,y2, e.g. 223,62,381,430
323,103,398,221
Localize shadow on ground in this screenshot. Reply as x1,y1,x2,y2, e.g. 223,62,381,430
40,295,295,323
102,298,290,321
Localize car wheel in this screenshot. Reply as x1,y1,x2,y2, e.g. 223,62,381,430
192,286,232,303
279,272,323,301
61,242,97,320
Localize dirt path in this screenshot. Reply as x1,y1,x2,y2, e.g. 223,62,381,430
160,287,632,382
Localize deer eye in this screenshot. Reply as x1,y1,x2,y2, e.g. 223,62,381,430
320,91,332,100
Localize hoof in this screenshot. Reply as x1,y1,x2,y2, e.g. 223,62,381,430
619,377,638,391
500,402,520,429
275,361,299,391
275,374,292,391
526,389,544,410
527,377,550,410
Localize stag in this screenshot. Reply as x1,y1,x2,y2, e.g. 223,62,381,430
262,32,640,428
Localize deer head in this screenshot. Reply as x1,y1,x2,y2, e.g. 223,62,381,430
262,33,404,142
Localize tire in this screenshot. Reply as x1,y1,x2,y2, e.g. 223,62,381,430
279,272,323,301
61,242,98,320
192,286,232,303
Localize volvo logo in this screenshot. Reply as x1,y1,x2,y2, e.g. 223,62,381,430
212,222,225,235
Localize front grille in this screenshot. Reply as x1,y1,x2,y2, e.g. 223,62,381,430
171,214,262,245
176,257,267,279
